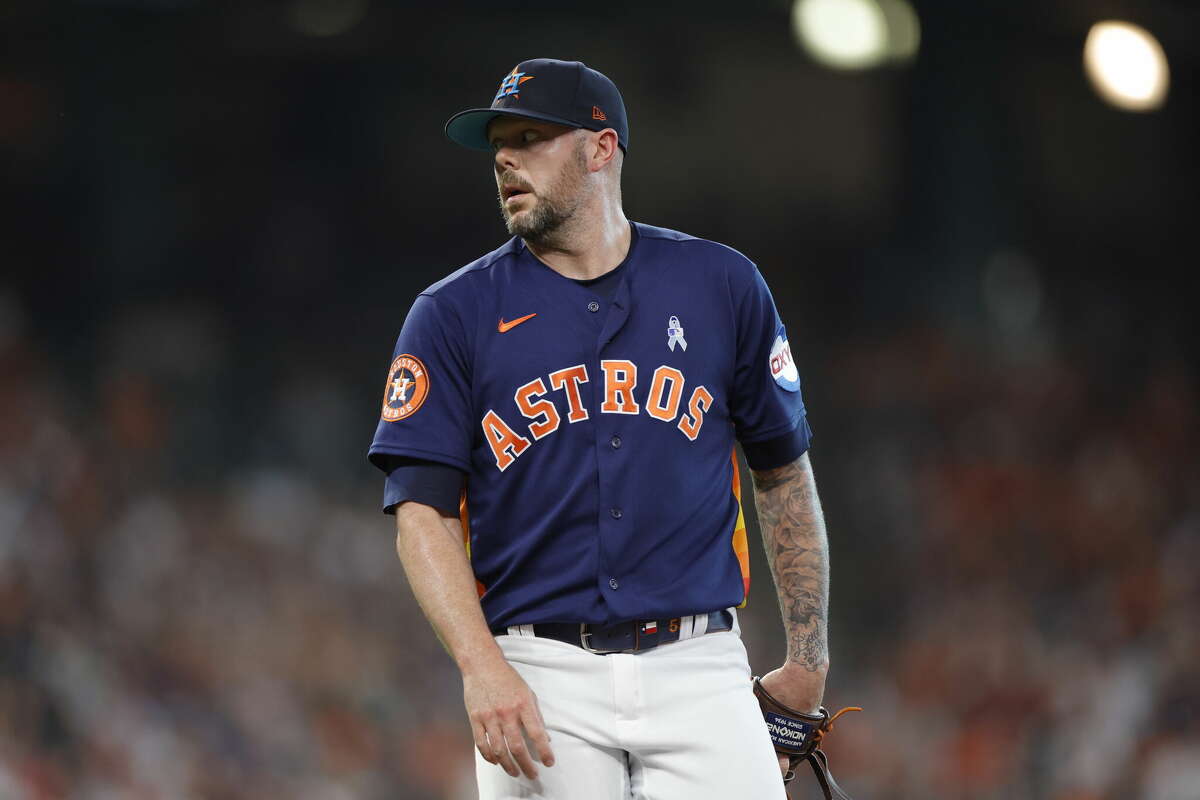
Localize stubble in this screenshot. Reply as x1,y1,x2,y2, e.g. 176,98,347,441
497,137,588,247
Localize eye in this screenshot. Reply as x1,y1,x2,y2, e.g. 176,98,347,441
522,130,539,143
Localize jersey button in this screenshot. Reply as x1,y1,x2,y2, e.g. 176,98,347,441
609,578,620,590
587,301,600,312
610,507,622,519
610,435,621,449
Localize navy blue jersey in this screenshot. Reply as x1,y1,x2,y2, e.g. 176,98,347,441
368,222,811,628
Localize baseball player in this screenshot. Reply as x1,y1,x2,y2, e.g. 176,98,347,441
369,59,851,799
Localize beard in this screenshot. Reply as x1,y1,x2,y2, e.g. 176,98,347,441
497,140,588,245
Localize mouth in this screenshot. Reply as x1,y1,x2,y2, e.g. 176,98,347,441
502,184,532,203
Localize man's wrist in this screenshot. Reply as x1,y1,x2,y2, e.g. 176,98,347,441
758,663,828,716
455,636,509,677
780,657,830,677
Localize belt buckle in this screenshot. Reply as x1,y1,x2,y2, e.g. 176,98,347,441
579,623,622,654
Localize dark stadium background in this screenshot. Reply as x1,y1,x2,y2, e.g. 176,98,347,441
2,0,1197,797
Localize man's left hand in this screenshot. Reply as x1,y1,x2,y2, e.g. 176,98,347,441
756,662,828,778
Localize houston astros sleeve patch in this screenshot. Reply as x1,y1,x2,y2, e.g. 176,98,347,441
368,293,474,475
381,354,430,421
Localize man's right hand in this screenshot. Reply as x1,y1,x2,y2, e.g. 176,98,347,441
463,656,556,779
392,503,556,780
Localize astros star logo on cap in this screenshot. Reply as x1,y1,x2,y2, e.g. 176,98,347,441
494,69,534,102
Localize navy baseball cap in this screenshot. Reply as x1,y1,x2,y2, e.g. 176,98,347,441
445,58,629,153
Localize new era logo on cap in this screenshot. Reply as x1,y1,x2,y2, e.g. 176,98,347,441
445,58,629,153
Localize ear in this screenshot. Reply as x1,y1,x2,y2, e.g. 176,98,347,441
585,129,620,174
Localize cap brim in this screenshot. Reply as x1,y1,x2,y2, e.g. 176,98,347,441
444,107,585,151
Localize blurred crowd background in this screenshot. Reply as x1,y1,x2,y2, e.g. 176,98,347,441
2,0,1197,798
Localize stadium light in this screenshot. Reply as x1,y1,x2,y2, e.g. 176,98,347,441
792,0,920,70
792,0,888,70
1083,21,1169,111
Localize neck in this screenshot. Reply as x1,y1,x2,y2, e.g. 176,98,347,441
524,193,630,281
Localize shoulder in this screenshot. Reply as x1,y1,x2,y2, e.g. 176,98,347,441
419,237,523,300
399,239,520,338
633,221,760,286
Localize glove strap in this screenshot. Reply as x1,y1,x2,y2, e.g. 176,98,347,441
807,748,854,800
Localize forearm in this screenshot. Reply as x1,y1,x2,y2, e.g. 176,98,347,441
394,501,505,675
395,501,555,778
751,451,830,674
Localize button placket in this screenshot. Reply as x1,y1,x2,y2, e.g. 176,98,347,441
589,279,633,613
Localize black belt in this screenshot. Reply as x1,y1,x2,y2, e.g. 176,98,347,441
492,610,733,654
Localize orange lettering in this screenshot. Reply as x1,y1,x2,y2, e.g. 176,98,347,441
548,364,590,423
515,378,561,440
601,359,639,414
646,366,685,422
677,385,713,441
481,409,531,471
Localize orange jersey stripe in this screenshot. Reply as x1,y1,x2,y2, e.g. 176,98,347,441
730,448,750,607
460,488,487,598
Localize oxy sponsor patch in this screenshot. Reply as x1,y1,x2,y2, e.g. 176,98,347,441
769,327,800,392
381,354,430,421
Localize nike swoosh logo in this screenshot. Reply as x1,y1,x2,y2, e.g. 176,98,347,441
498,313,537,333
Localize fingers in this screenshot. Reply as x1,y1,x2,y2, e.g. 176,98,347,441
521,705,556,769
492,729,522,779
471,717,491,764
477,728,520,778
472,719,505,773
471,712,514,776
477,714,520,778
474,708,551,780
464,667,555,781
501,718,539,779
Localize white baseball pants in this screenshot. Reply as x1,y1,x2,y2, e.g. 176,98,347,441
475,615,787,799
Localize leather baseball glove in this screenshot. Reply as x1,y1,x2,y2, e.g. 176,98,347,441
752,677,861,798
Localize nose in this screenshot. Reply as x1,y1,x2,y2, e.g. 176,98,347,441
494,143,519,173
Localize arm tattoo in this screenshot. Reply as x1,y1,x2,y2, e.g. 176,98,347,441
751,453,830,672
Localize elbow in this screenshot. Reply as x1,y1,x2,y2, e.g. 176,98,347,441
750,451,811,493
394,500,461,558
394,500,432,552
